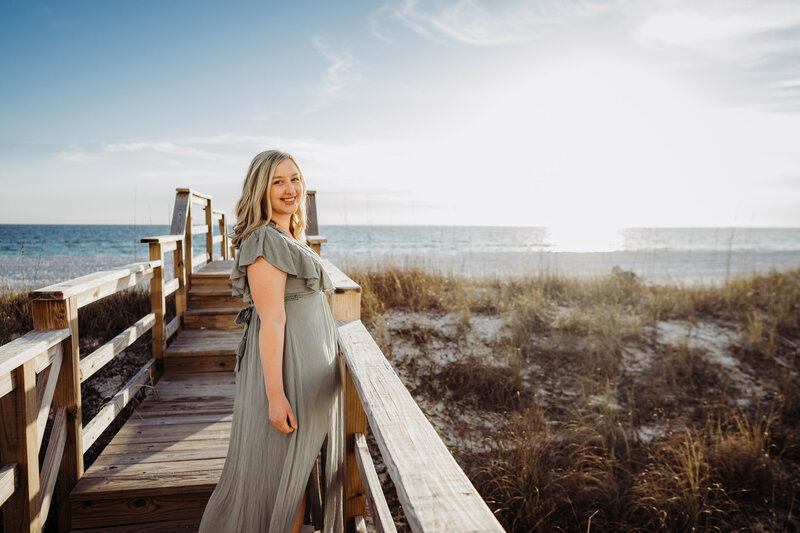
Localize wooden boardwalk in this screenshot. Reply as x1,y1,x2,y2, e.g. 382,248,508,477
68,261,323,532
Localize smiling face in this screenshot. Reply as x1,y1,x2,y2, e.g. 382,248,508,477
266,157,303,223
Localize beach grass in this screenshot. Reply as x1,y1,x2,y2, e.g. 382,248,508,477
348,265,800,532
2,265,798,531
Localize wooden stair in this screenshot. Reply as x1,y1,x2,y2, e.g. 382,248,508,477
68,260,245,531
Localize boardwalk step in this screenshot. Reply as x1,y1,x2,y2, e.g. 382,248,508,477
163,328,241,373
187,288,241,309
184,307,241,330
70,372,235,530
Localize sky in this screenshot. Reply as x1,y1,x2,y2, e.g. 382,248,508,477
1,0,800,229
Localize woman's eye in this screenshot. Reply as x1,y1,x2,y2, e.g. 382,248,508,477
292,177,300,182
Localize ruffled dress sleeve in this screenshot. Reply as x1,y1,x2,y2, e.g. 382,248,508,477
229,225,334,302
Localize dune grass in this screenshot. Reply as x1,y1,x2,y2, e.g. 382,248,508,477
349,265,800,532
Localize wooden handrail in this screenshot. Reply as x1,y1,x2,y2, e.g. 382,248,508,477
0,194,197,532
322,260,505,533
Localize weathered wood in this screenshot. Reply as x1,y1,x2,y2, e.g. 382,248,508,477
35,349,62,452
29,261,159,306
191,224,209,235
331,277,366,533
0,328,71,378
140,234,184,244
39,405,67,526
355,432,397,533
164,276,180,297
0,358,41,532
305,190,319,235
0,462,17,507
149,242,166,380
184,307,241,330
205,199,214,261
169,190,190,235
79,313,155,382
336,320,504,532
82,359,156,452
173,234,187,320
192,252,209,270
165,315,181,342
39,295,82,533
175,187,213,201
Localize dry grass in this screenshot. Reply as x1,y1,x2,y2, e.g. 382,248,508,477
349,265,800,532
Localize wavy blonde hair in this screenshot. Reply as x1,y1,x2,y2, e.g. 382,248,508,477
230,150,307,249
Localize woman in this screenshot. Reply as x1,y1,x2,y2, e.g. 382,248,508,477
199,150,344,533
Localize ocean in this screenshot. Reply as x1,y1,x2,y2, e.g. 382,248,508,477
1,224,799,289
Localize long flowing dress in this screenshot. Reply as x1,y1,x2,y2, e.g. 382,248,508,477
198,222,344,533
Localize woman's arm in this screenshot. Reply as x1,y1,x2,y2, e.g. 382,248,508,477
247,257,297,434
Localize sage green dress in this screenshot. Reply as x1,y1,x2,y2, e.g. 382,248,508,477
199,222,344,533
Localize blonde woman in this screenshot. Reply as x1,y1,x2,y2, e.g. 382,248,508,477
199,150,344,533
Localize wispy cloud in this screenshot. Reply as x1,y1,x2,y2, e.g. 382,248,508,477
310,36,361,101
375,0,612,46
57,145,95,162
636,0,800,112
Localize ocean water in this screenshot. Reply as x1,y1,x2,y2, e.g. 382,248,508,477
1,224,799,288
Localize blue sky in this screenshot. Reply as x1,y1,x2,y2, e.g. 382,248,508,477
2,0,800,229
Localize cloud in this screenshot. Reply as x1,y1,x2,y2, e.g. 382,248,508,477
375,0,613,46
310,36,361,101
56,145,95,162
635,0,800,111
103,141,230,161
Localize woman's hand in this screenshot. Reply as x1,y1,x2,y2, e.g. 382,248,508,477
268,394,297,434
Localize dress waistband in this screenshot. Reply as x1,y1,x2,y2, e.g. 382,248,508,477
232,291,320,372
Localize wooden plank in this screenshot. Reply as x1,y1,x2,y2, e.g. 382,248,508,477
29,261,159,305
355,432,397,533
191,224,209,235
165,315,181,341
82,359,156,451
81,457,226,480
149,242,166,381
70,513,202,533
336,320,504,532
164,276,180,297
0,462,17,507
80,313,155,382
140,234,184,244
72,468,222,497
36,349,62,452
46,296,83,532
70,490,211,529
169,190,190,235
72,517,201,533
0,328,71,378
101,422,232,445
322,258,361,293
0,358,41,532
39,406,67,526
89,445,229,467
192,252,209,270
332,277,366,533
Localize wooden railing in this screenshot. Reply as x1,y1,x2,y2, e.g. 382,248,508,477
0,248,185,532
0,186,223,532
321,259,504,532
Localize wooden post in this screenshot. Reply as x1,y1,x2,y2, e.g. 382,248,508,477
184,201,193,291
173,237,187,320
149,242,166,381
218,213,230,261
331,288,365,533
169,190,192,293
205,198,213,261
31,296,82,532
0,359,42,533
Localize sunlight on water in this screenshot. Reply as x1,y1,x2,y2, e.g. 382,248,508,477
546,224,624,252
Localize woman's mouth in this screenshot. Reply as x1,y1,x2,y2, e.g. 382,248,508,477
281,196,296,205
